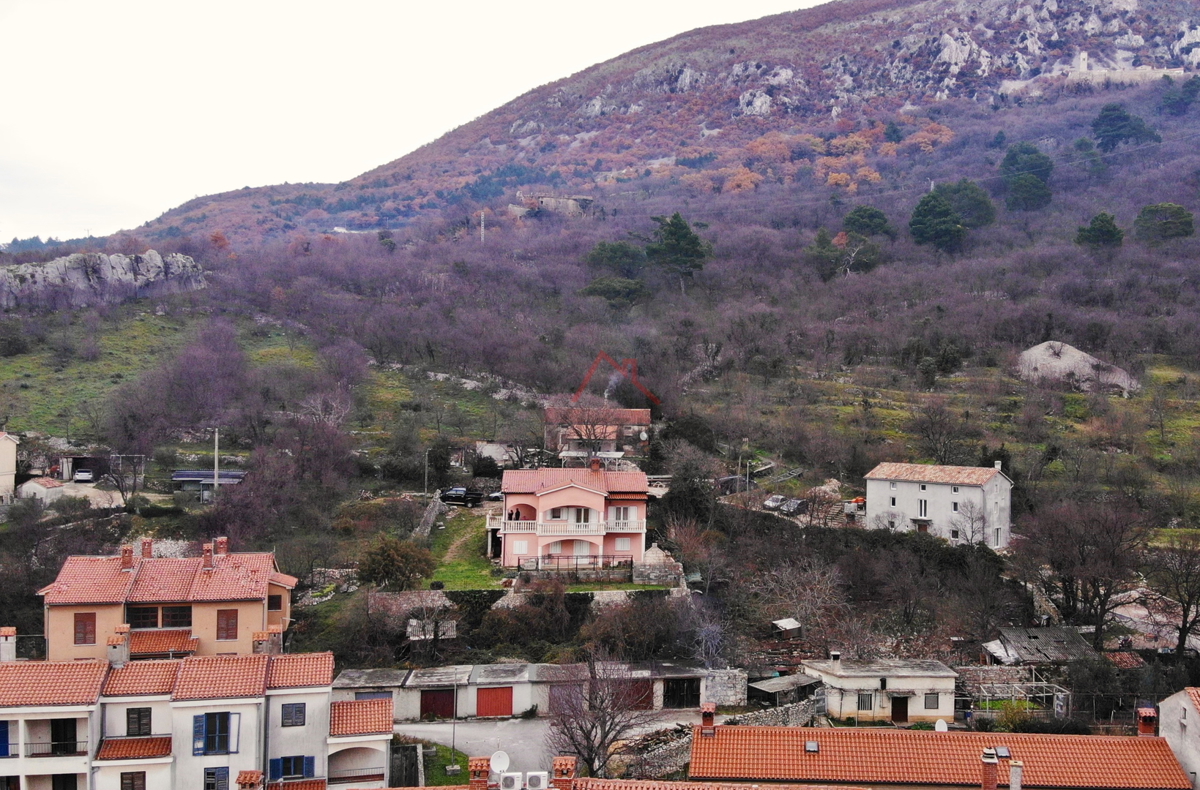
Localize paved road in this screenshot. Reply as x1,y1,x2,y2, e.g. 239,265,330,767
396,709,708,774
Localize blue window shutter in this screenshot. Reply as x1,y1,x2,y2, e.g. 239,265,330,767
0,721,8,757
192,714,206,755
304,755,315,778
216,766,229,790
269,758,283,781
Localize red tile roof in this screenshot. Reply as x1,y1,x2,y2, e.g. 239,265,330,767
40,549,292,605
129,629,199,656
545,407,651,425
267,781,326,790
103,659,180,696
1186,688,1200,713
267,652,334,689
330,698,393,736
689,727,1191,789
173,654,270,700
25,476,65,488
0,660,107,706
865,462,1006,486
1108,651,1147,669
502,468,648,495
574,782,866,790
237,771,264,788
96,736,172,760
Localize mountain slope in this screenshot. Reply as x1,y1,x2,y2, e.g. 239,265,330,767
135,0,1200,245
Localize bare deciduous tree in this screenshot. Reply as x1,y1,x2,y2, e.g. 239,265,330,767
745,557,849,647
950,500,989,544
1144,532,1200,656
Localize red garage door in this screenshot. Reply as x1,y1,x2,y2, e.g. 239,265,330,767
420,689,455,719
627,680,654,710
477,686,514,717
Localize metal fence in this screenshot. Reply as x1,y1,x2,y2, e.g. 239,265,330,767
518,555,634,572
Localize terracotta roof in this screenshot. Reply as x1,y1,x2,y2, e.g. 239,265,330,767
96,736,172,760
0,660,107,706
237,771,264,788
173,654,270,700
1186,688,1200,713
502,468,648,495
38,556,137,604
24,476,65,488
130,629,199,656
689,727,1191,789
267,652,334,689
41,549,289,605
865,462,1006,486
574,782,867,790
1108,651,1147,669
545,407,651,425
330,698,393,736
267,781,326,790
103,659,180,696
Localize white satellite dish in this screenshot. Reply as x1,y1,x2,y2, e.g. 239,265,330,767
935,719,948,732
490,750,510,773
639,431,648,441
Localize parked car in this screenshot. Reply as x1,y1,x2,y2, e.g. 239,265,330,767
486,491,504,501
72,469,95,483
439,487,484,507
780,498,808,516
762,494,787,511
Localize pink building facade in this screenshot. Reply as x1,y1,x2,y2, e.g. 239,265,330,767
487,467,649,569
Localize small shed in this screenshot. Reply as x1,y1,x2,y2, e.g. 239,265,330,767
172,469,246,502
331,667,411,723
986,627,1097,665
17,476,65,504
772,618,803,640
748,673,821,708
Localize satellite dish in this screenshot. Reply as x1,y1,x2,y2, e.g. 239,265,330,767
490,750,510,773
935,719,948,732
639,432,648,441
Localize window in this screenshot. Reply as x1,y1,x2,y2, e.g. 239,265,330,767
952,501,959,513
74,612,96,645
952,486,960,493
162,606,192,628
127,606,158,629
887,520,896,530
549,508,564,520
857,692,873,711
918,499,928,518
203,767,229,790
267,595,283,612
270,756,315,781
925,693,939,710
920,484,927,491
995,527,1003,547
610,506,631,523
574,508,590,524
216,609,238,641
889,482,896,490
281,703,306,727
512,540,528,555
121,772,147,790
126,707,152,736
951,529,960,540
52,778,78,790
193,711,239,755
0,720,10,757
890,497,896,507
615,537,631,551
355,691,392,701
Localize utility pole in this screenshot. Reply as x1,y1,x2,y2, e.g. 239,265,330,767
480,211,485,244
212,429,219,503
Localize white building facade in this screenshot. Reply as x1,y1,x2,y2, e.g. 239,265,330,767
800,654,958,724
864,462,1013,549
1159,688,1200,788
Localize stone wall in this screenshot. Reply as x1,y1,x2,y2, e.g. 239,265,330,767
703,669,748,706
633,559,684,585
726,697,820,727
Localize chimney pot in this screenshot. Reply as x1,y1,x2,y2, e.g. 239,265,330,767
215,536,229,555
982,749,999,790
468,757,491,790
120,545,134,570
1010,761,1024,790
552,756,578,790
107,629,130,668
995,460,1003,470
589,456,602,472
701,702,717,737
141,537,154,558
202,543,214,569
830,650,842,673
0,627,16,663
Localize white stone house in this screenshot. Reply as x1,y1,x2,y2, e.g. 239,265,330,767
18,476,65,504
0,432,18,503
1159,688,1200,788
864,462,1013,549
800,653,957,724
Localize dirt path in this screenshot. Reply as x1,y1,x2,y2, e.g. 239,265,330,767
443,528,477,562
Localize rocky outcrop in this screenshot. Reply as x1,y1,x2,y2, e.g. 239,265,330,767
0,250,205,309
1017,341,1141,395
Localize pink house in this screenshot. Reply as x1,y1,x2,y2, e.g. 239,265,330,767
486,465,649,569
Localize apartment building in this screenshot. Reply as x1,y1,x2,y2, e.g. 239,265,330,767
0,629,392,790
38,538,296,662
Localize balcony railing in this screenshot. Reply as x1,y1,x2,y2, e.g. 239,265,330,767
487,514,645,535
518,555,634,572
329,766,387,784
26,740,88,757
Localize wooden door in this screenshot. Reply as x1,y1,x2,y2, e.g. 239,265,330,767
626,680,655,710
891,695,909,723
420,689,455,720
663,678,701,709
476,686,514,717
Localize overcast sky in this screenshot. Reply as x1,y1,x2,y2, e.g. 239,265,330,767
0,0,823,242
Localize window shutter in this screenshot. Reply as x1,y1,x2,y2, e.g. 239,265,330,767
215,766,229,790
192,715,206,755
228,712,240,753
269,758,283,781
303,756,315,778
0,720,8,758
280,704,291,727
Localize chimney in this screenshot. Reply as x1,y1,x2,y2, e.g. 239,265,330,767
202,543,214,570
589,456,602,472
995,460,1003,470
552,756,578,790
215,536,229,555
120,545,134,570
468,757,491,790
252,625,283,655
1010,761,1023,790
830,650,842,674
141,537,154,558
236,770,264,790
0,627,16,662
701,702,717,737
107,625,131,668
982,749,999,790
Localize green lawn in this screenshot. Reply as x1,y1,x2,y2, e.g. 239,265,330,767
423,742,471,786
426,509,501,591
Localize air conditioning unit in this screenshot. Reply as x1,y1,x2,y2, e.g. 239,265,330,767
500,772,523,790
526,772,550,790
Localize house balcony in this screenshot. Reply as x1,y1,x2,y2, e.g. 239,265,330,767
329,766,387,785
487,514,645,535
25,740,88,757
